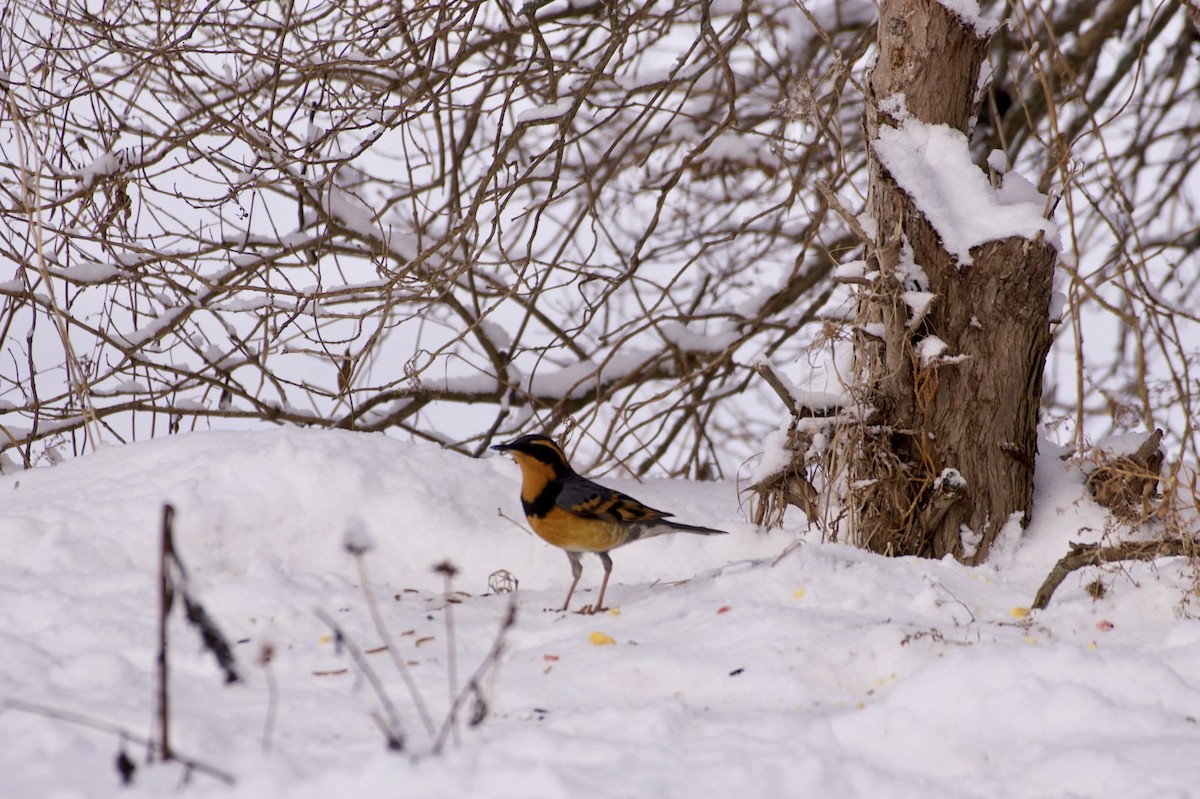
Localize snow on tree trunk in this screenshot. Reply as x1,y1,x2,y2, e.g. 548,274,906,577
840,0,1058,563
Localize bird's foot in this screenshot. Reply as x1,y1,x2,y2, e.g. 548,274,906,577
576,603,608,615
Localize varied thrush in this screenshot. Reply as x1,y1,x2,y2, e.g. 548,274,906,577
492,433,728,614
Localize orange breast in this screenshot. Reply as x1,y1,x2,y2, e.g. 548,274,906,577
529,507,630,553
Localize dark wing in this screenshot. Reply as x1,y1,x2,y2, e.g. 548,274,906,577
555,474,673,523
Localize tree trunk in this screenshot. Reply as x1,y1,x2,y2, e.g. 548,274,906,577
840,0,1057,563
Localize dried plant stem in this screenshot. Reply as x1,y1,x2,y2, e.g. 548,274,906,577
432,598,517,755
1,699,235,785
154,504,240,763
259,647,278,754
155,504,172,762
313,607,405,751
442,571,459,749
352,552,437,739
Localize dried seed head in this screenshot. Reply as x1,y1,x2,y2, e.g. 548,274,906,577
433,560,459,578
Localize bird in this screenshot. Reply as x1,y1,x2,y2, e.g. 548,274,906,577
492,433,728,614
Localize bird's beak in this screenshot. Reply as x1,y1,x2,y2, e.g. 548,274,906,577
491,442,511,452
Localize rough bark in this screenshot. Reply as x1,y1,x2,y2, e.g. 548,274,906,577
843,0,1057,563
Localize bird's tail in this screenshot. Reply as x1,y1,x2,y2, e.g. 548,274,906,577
624,519,728,545
662,520,728,536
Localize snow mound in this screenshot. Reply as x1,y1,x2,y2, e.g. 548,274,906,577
2,429,1199,798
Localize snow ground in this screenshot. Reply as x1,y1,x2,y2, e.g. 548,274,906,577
3,429,1199,798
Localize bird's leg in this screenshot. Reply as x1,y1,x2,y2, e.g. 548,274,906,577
559,551,583,612
584,552,614,615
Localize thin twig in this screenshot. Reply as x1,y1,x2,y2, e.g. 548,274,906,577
0,699,235,785
432,598,517,754
313,607,406,751
155,504,173,762
352,551,436,739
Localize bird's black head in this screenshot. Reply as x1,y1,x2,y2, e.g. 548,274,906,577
492,434,574,476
